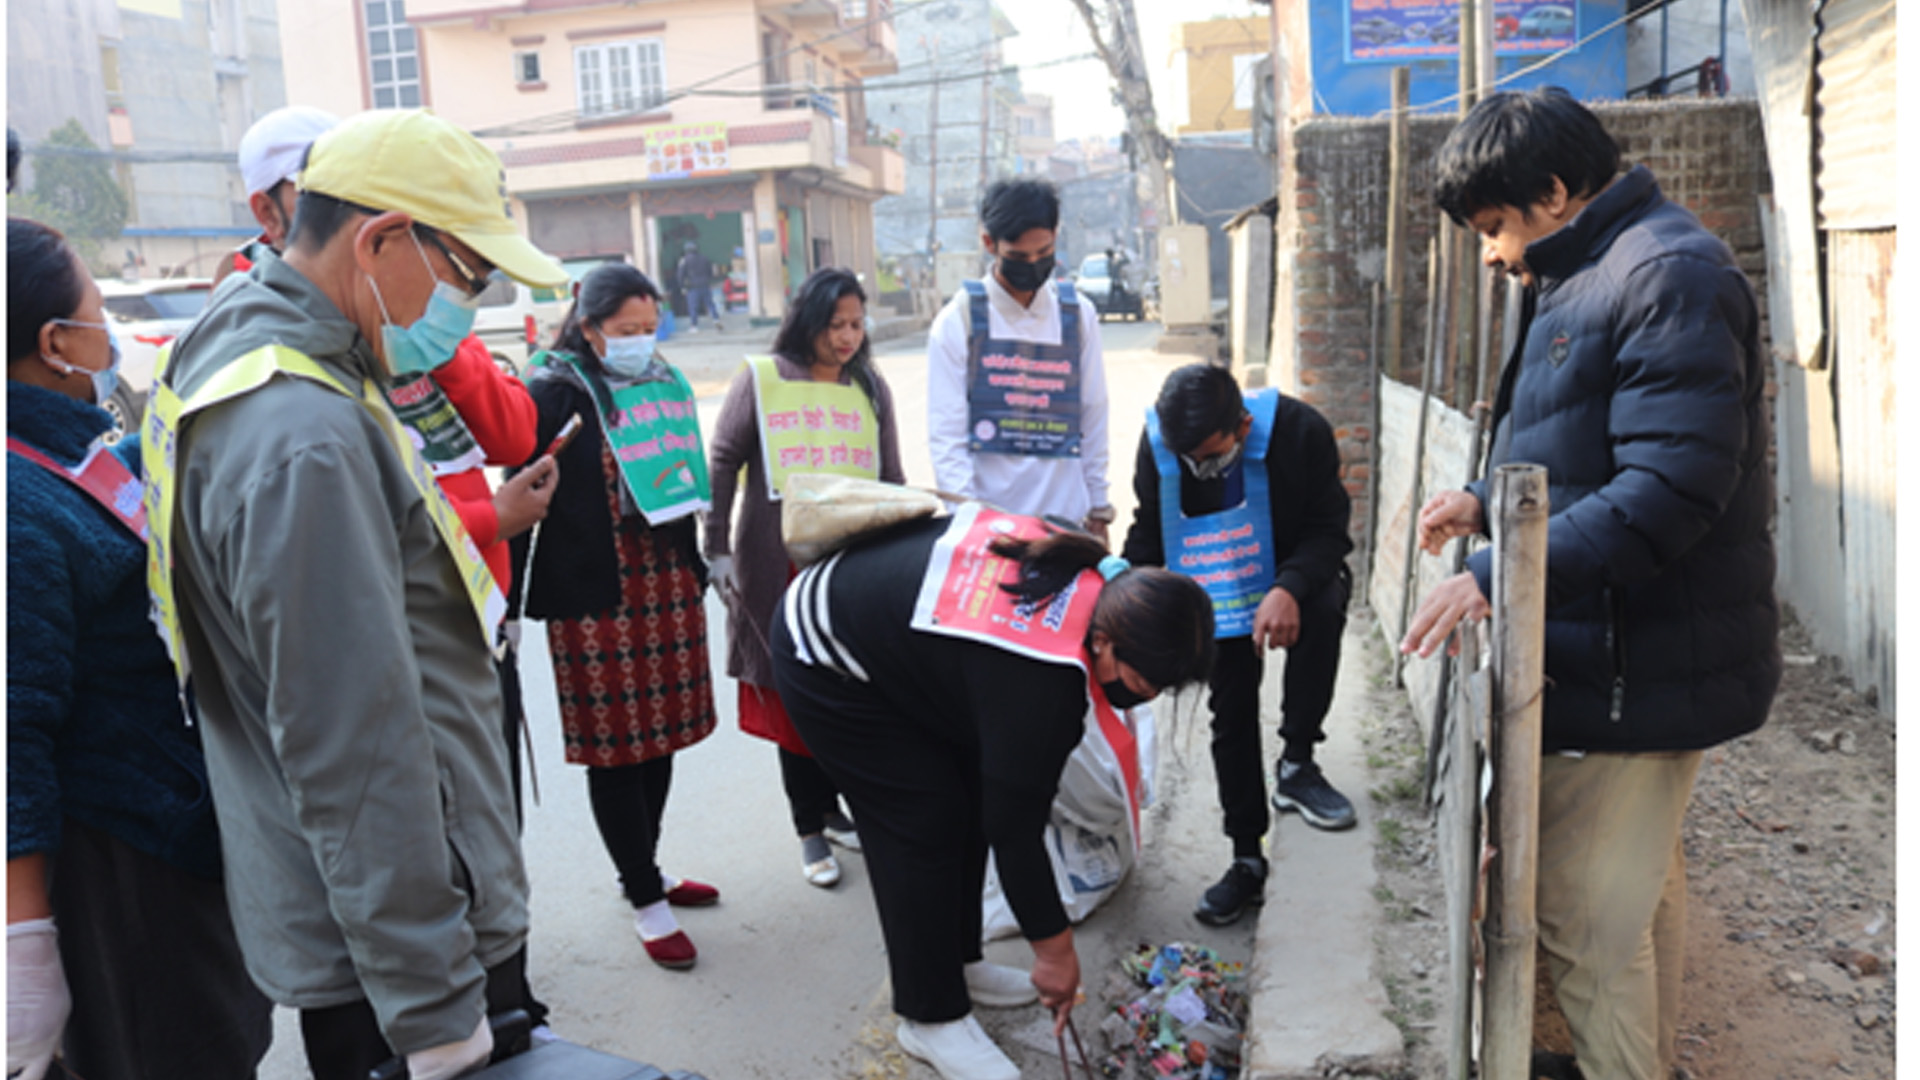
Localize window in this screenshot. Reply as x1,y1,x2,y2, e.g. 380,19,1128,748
1232,52,1259,112
575,39,665,118
761,29,792,109
365,0,421,108
515,51,542,84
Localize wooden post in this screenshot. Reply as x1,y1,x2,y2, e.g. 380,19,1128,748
1383,68,1411,382
1483,462,1548,1080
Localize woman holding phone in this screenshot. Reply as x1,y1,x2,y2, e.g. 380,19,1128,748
509,263,718,971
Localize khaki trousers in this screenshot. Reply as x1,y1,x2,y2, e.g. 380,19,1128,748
1536,750,1703,1080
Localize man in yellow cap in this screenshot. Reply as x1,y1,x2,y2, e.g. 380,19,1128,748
143,109,567,1080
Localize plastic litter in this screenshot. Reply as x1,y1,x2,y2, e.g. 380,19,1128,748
1096,942,1247,1079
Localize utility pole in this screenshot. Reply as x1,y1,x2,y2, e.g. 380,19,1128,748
1066,0,1174,247
977,42,993,191
924,35,941,258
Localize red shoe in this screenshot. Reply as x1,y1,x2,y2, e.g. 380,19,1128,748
641,930,698,970
662,877,719,907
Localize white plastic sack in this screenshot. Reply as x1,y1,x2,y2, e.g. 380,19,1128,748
981,701,1156,941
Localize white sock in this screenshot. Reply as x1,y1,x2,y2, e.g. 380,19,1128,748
633,899,679,941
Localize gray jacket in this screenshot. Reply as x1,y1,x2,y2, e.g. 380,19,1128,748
160,255,527,1053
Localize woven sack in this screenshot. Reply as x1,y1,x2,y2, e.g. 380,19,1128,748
780,474,944,567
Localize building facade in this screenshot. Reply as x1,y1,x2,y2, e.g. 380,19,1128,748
1171,16,1269,135
8,0,286,276
867,0,1021,258
279,0,903,320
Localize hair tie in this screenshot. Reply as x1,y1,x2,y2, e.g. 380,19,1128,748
1097,555,1130,582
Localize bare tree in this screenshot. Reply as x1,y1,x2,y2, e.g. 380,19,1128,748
1064,0,1174,249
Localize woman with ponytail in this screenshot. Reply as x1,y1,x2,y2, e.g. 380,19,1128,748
769,511,1213,1080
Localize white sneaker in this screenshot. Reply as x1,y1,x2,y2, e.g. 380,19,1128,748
896,1016,1020,1080
963,960,1039,1007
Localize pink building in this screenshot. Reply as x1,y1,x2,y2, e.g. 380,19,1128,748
278,0,904,318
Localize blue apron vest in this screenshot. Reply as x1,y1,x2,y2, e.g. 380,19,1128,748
963,279,1082,458
1147,388,1280,639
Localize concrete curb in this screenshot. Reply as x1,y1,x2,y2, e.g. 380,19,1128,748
1242,622,1407,1079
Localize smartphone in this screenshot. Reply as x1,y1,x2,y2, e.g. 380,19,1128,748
544,413,583,458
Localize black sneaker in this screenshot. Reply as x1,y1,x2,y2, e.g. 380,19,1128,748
1194,857,1267,926
1271,760,1358,830
1530,1051,1585,1080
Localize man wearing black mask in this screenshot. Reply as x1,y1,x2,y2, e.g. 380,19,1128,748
1122,364,1357,928
927,177,1115,541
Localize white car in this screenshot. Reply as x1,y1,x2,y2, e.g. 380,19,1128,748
97,277,214,443
472,271,570,374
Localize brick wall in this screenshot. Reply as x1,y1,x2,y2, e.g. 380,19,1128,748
1267,97,1772,568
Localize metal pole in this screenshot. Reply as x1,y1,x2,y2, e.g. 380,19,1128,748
978,41,993,190
1482,462,1548,1080
925,36,941,258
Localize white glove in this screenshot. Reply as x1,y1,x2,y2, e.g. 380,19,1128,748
7,918,70,1080
708,555,736,600
406,1015,493,1080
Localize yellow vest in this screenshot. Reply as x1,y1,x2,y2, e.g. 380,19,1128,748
748,355,880,499
143,344,506,680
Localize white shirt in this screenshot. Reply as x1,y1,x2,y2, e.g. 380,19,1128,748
926,274,1111,521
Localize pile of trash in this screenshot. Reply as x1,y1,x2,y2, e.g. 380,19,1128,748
1096,942,1247,1079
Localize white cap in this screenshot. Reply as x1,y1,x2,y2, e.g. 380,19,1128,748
238,106,340,197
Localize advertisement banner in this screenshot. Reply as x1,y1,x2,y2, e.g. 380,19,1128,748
642,121,730,181
1347,0,1577,62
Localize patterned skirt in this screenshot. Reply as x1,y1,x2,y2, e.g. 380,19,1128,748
546,518,716,767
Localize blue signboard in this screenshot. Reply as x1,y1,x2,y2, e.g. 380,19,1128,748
1308,0,1624,114
1347,0,1577,62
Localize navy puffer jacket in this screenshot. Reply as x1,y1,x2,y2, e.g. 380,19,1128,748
7,381,222,878
1465,165,1780,754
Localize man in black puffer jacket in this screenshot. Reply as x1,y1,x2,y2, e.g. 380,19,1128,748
1402,89,1779,1080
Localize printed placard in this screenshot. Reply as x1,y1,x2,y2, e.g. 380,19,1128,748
1347,0,1576,62
599,369,712,524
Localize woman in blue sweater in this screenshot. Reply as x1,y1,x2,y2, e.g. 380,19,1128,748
6,217,270,1080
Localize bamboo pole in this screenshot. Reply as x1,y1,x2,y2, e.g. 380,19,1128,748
1483,462,1548,1080
1363,279,1383,603
1383,68,1411,382
1393,231,1446,684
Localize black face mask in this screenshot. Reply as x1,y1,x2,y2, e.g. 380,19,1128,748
1101,677,1151,711
998,254,1055,293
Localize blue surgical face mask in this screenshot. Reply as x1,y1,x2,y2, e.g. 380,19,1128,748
366,233,481,377
45,319,122,405
599,332,664,380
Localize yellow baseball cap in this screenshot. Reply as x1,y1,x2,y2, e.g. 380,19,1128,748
299,108,566,288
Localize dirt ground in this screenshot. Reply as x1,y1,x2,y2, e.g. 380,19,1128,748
1355,609,1896,1079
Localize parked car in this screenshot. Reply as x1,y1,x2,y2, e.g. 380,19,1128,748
1517,5,1574,37
472,271,569,373
97,277,213,443
1352,15,1405,46
1073,252,1144,322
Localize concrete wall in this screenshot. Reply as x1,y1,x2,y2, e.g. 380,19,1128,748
1270,97,1772,572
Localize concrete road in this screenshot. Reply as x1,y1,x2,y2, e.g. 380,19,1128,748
255,319,1270,1078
